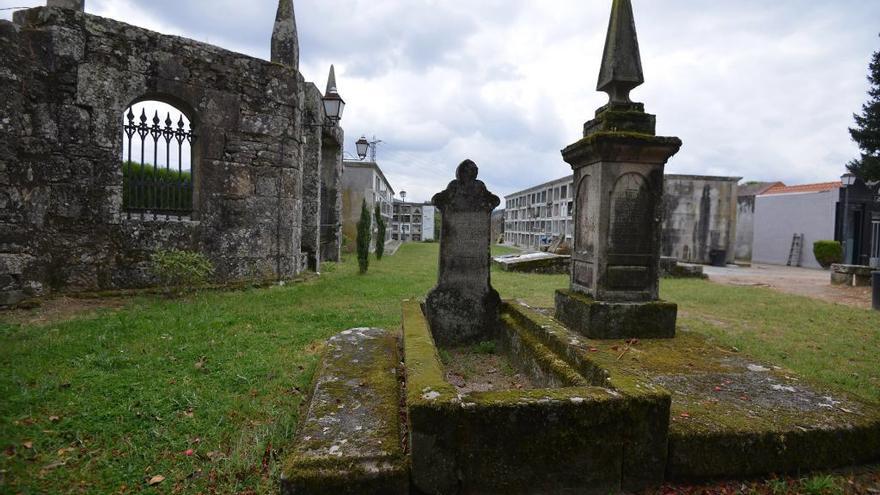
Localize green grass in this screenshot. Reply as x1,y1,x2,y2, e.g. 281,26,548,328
1,243,878,493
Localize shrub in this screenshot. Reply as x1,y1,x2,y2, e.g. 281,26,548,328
813,240,842,269
356,200,371,274
150,249,214,288
122,161,193,212
374,203,386,260
472,341,496,355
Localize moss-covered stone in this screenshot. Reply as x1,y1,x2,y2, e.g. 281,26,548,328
555,289,677,339
403,299,669,494
280,328,408,495
493,254,571,275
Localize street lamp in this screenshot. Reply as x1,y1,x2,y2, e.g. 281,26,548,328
323,88,345,124
841,172,857,264
356,136,370,160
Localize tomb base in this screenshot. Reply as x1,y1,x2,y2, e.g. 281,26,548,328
555,289,677,339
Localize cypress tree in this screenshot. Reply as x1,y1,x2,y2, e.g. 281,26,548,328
847,40,880,182
374,203,386,260
356,199,371,274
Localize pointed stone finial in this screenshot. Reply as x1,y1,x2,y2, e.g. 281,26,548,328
47,0,85,10
271,0,299,70
325,65,337,95
596,0,644,104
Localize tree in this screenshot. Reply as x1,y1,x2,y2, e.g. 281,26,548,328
847,39,880,182
374,203,386,260
356,200,371,274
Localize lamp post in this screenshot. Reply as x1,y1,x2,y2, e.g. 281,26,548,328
356,136,370,160
841,172,857,264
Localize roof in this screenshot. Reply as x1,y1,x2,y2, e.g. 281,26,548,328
343,160,396,196
760,181,841,196
738,181,784,197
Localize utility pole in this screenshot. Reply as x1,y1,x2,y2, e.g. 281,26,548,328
369,136,383,162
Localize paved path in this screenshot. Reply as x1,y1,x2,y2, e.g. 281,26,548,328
703,264,872,309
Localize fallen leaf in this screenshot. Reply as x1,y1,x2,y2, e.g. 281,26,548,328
49,416,60,423
680,412,690,418
22,441,33,449
147,475,165,486
589,347,599,353
714,387,723,392
184,449,194,456
42,460,66,470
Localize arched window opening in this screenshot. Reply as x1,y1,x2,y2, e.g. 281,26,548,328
122,100,195,219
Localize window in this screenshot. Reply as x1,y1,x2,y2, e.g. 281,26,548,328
561,185,568,199
123,100,195,218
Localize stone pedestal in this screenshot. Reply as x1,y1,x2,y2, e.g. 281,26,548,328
425,160,500,346
555,103,682,339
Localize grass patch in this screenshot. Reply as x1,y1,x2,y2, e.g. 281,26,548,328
1,243,878,492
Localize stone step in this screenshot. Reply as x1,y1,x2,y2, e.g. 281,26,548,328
280,328,408,495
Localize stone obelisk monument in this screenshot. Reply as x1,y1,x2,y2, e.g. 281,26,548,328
554,0,682,339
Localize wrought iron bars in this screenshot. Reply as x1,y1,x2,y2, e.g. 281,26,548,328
122,105,195,220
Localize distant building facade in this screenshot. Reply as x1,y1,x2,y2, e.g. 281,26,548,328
341,161,394,251
504,174,740,264
752,182,841,269
734,182,784,263
391,202,436,242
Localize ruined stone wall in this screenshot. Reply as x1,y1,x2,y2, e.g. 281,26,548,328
0,7,307,305
661,175,739,265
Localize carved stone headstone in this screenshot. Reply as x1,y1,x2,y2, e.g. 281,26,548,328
426,160,501,347
555,0,681,339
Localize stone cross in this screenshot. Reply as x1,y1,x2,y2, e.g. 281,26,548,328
47,0,84,10
271,0,299,70
425,160,501,347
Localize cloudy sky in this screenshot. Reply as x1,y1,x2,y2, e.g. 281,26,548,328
4,1,879,202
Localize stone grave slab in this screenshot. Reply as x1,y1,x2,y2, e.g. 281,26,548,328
280,328,408,495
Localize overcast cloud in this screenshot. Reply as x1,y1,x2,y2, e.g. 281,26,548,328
4,1,879,202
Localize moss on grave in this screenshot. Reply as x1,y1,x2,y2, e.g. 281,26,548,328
281,328,408,495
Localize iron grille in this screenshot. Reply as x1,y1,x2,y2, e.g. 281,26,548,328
123,106,196,219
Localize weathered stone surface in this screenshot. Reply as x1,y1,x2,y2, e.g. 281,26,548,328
0,5,337,303
271,0,299,69
659,256,706,279
281,328,408,495
46,0,84,10
555,288,677,339
492,252,570,274
597,0,643,103
557,0,681,338
425,160,501,346
404,300,668,494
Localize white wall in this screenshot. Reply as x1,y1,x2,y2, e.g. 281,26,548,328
752,190,837,269
422,206,436,241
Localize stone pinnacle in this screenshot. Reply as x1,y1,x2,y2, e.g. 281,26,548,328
326,65,337,95
596,0,644,104
271,0,299,70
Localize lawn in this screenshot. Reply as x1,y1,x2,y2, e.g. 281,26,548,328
1,242,878,494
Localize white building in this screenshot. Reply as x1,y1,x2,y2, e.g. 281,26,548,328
341,160,395,250
391,202,436,242
752,182,841,269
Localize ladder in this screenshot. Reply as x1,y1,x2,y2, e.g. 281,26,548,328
787,233,804,267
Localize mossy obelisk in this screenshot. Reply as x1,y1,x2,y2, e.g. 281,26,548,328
555,0,682,339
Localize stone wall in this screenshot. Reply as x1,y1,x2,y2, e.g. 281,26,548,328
661,175,739,265
0,6,335,305
734,195,756,262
